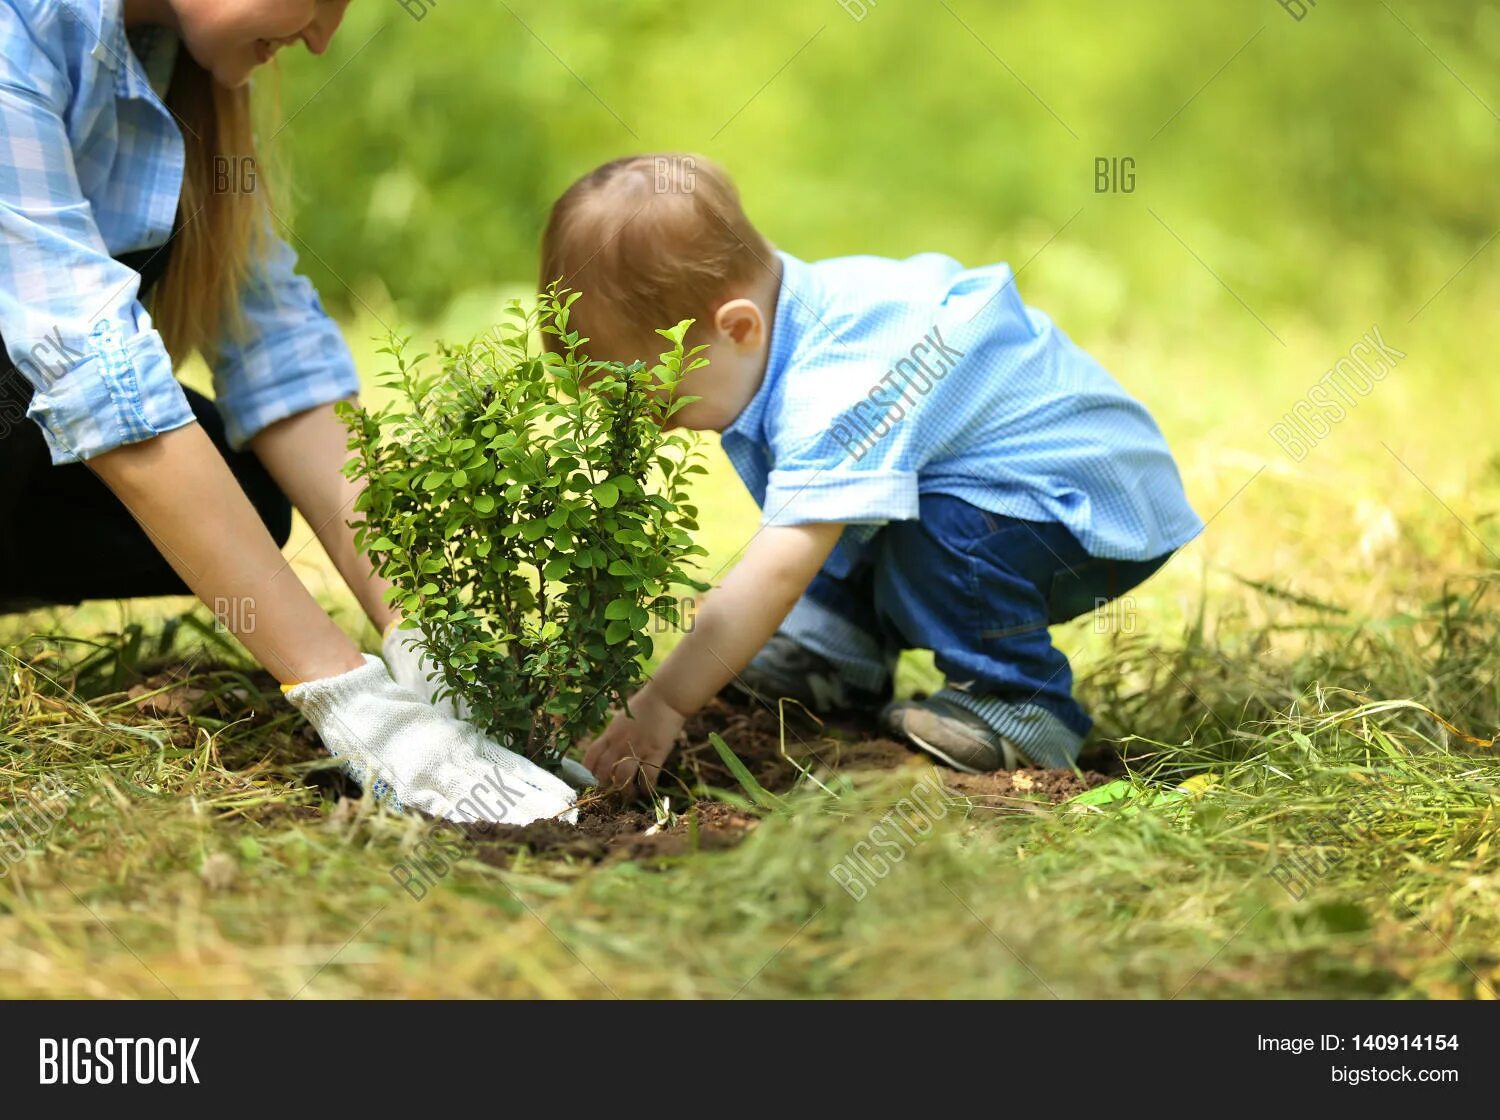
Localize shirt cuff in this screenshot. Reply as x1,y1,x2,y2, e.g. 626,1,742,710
214,320,360,449
761,467,921,526
24,329,195,464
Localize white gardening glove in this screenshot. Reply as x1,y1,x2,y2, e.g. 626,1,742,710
286,655,578,825
383,621,468,720
383,621,598,790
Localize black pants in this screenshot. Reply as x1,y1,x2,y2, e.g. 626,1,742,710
0,385,292,612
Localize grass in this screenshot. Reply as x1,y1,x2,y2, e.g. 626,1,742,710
2,272,1499,999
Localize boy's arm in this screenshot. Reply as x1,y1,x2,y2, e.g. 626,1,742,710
653,521,845,717
583,521,845,789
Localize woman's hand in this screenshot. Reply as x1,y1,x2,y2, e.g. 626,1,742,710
286,655,577,824
383,620,467,719
582,687,687,793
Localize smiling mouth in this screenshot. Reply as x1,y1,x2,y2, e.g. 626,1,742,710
254,37,298,64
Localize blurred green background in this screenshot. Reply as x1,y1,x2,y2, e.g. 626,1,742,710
269,0,1498,332
225,0,1500,687
154,0,1500,669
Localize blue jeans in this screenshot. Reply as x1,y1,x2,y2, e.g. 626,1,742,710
780,493,1171,766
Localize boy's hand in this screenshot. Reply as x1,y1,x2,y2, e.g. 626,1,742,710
585,521,845,791
583,687,687,792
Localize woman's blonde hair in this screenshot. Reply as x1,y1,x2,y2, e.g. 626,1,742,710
152,57,271,364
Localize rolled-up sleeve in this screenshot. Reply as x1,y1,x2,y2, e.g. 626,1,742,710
0,28,192,464
760,392,925,527
211,232,360,448
763,466,919,526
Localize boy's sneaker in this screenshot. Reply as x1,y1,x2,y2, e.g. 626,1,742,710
882,696,1028,773
731,633,886,716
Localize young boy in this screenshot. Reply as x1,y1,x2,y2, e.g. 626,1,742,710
545,154,1202,789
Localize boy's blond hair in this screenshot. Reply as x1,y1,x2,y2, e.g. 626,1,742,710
539,154,773,352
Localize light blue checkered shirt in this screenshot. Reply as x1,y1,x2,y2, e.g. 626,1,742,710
0,0,358,464
720,251,1203,576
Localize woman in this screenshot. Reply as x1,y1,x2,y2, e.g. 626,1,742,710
0,0,576,823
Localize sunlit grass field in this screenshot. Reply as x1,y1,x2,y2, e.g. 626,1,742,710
4,0,1499,1000
3,253,1498,998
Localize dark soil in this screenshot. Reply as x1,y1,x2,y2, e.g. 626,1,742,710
460,696,1114,866
118,662,1115,864
467,798,760,865
946,767,1111,804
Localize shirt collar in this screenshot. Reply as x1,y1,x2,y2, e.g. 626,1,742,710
87,0,168,102
127,25,181,100
722,250,818,445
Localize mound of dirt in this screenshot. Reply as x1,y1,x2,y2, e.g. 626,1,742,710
457,698,1112,865
118,663,1114,864
466,798,759,865
946,767,1111,803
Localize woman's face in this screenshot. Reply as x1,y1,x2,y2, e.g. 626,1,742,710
174,0,352,88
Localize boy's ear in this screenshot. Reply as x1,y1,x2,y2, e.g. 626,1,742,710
713,298,766,349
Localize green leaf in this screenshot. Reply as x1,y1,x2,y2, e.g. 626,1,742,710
707,733,786,811
339,314,709,764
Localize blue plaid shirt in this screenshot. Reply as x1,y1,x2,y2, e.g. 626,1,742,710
0,0,358,464
720,251,1203,576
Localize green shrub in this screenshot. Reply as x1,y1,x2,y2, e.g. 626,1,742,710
340,287,709,765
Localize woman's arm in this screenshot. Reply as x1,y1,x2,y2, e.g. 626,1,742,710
89,423,364,685
89,421,582,823
250,401,397,635
208,225,397,634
